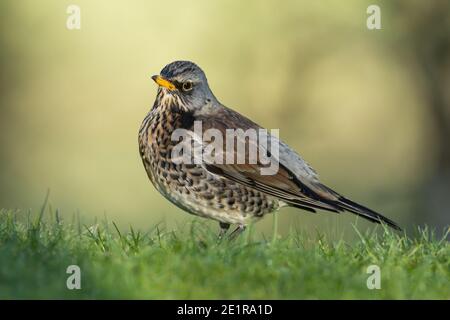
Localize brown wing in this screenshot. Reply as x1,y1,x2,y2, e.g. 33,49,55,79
191,106,341,212
190,105,401,230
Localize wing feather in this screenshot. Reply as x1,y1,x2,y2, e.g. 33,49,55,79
189,105,401,230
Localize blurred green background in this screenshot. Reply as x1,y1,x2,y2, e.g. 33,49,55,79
0,0,449,237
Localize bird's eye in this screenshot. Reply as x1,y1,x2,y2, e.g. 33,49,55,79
182,81,193,92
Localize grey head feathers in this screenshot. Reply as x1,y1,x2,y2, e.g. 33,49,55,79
159,60,218,110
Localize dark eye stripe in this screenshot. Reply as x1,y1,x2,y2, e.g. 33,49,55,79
172,80,182,89
172,80,194,93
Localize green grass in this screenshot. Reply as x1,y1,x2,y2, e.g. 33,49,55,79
0,207,448,299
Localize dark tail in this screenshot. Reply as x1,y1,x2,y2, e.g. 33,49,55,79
334,196,402,231
297,181,403,231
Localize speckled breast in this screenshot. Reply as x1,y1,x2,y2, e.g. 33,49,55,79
138,106,279,225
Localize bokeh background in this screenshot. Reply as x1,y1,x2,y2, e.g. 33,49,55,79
0,0,449,238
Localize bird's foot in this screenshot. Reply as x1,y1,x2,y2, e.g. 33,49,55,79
228,225,246,241
217,222,230,241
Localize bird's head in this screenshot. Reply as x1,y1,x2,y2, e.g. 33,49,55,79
152,61,217,111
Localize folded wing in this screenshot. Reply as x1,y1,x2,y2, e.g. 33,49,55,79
191,106,401,230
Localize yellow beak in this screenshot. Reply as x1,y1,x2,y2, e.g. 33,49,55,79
152,75,176,91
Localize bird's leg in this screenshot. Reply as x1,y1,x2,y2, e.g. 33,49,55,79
218,222,230,240
228,224,246,241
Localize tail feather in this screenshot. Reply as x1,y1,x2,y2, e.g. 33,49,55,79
334,196,402,231
298,182,402,231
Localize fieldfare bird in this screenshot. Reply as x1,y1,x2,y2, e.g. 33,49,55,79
138,61,401,238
